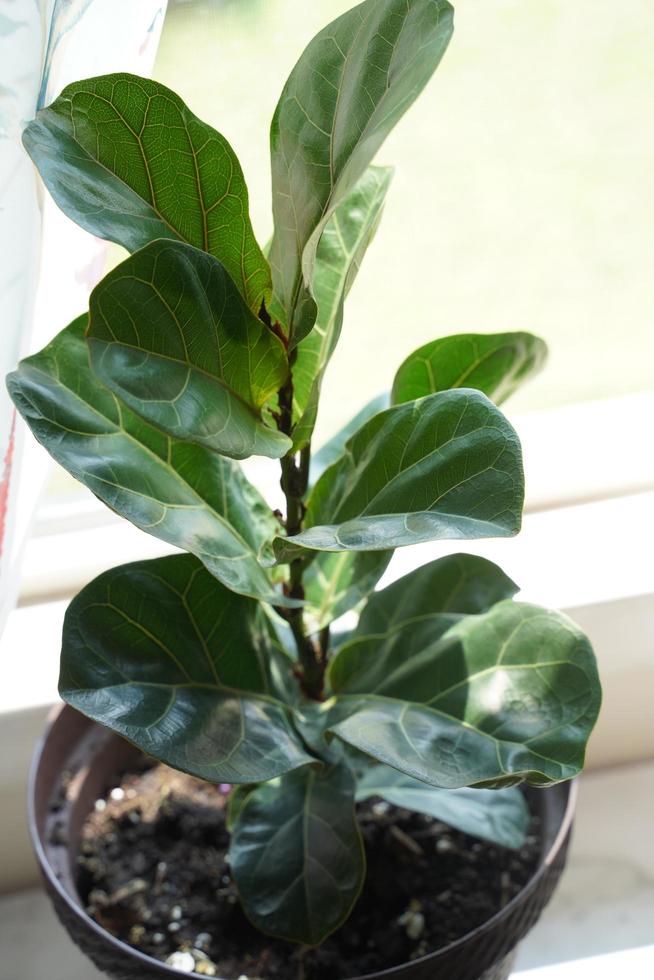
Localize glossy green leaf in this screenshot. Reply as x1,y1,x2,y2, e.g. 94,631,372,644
356,764,529,848
230,764,364,944
330,600,601,787
269,0,454,345
227,785,256,833
274,389,524,561
23,73,270,312
291,699,353,762
87,240,289,460
356,553,518,637
292,167,393,450
392,332,547,406
60,555,313,783
309,393,389,486
6,316,291,605
329,612,462,698
303,550,393,630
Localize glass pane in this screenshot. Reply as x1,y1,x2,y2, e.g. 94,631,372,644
154,0,653,446
39,0,654,510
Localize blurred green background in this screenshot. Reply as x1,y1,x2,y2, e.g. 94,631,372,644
152,0,652,447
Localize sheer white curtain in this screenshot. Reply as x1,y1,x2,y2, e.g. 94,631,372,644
0,0,168,633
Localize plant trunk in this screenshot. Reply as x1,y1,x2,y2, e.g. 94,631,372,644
278,374,324,699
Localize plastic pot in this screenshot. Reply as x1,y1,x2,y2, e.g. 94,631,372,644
29,705,575,980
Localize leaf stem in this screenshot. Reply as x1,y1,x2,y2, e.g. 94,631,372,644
277,364,325,699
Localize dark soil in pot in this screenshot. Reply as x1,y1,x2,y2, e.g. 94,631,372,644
71,758,541,980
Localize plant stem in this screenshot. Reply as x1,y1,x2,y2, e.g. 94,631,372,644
277,370,325,699
318,624,330,658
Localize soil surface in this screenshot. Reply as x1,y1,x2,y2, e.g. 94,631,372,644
75,761,540,979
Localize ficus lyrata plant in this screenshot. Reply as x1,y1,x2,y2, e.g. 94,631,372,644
8,0,601,950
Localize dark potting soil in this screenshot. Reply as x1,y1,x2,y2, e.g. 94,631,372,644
74,762,541,979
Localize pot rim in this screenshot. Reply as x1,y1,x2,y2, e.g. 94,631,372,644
28,703,577,980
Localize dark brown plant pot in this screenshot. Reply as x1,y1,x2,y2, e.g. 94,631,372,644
29,704,576,980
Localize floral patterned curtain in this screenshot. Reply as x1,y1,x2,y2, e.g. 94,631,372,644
0,0,168,633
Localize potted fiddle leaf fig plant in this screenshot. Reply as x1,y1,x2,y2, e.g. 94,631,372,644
9,1,601,979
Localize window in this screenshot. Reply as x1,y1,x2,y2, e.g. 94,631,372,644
13,0,654,774
39,0,653,524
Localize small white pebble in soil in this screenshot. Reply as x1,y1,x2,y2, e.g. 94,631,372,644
405,911,425,940
372,801,390,817
171,904,183,920
193,960,217,976
168,921,181,933
165,950,195,973
152,932,166,944
195,932,212,950
87,888,108,908
94,799,106,812
109,787,125,802
435,837,455,854
398,900,425,940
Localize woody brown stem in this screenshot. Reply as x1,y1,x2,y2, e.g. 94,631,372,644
277,368,324,698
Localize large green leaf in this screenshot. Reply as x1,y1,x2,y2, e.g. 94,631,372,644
269,0,454,345
6,316,292,605
226,785,256,833
23,73,270,312
329,601,601,787
303,550,393,630
329,613,462,697
392,333,547,406
274,389,524,560
230,764,364,944
356,553,518,636
87,240,289,460
356,764,529,848
60,555,313,783
339,553,517,677
291,167,393,450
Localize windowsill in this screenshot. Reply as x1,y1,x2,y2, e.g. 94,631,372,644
19,390,654,606
513,391,654,513
516,946,654,978
7,492,654,761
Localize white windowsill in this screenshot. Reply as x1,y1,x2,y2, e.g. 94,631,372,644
18,390,654,606
516,946,654,978
6,490,654,759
